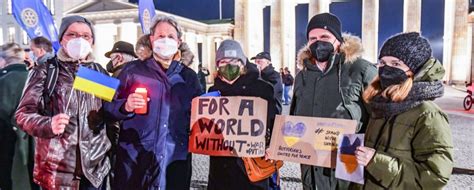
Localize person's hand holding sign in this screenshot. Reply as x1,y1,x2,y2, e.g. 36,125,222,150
354,146,376,166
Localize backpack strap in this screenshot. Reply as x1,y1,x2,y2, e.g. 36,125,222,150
42,57,59,116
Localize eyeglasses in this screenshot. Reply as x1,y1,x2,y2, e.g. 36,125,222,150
64,32,93,41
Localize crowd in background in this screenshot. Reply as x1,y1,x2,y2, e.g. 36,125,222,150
0,12,453,190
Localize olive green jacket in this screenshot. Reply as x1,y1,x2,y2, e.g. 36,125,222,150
362,59,453,190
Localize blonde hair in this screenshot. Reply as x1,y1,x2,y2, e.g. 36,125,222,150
363,72,414,103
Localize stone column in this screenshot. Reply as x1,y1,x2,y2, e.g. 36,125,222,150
403,0,421,32
271,0,296,73
208,37,223,83
247,0,264,57
443,0,471,84
282,0,296,74
234,0,264,57
234,0,245,45
270,0,283,70
119,19,138,45
308,0,330,20
93,22,117,67
202,35,213,83
362,0,379,63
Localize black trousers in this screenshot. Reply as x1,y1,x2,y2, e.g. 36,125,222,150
0,129,16,190
166,154,192,190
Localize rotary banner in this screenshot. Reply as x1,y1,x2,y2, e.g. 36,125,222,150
12,0,60,51
139,0,156,34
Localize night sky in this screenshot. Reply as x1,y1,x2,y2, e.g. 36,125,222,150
130,0,445,61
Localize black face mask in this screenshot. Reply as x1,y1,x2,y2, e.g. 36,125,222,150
378,66,408,89
309,40,334,62
106,60,114,73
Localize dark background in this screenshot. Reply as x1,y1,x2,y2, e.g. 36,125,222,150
130,0,446,61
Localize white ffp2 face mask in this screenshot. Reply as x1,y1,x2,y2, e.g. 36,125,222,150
66,38,92,61
152,38,178,59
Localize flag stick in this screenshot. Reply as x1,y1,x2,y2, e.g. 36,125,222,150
65,88,74,113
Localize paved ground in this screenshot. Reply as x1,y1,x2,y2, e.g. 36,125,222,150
190,86,474,189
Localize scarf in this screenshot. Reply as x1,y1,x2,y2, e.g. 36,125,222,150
370,81,444,118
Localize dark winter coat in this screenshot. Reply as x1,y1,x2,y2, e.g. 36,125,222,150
290,34,377,190
0,63,29,190
166,61,202,161
206,62,278,190
0,64,28,131
260,64,283,113
281,73,294,86
197,69,210,93
104,57,173,190
15,49,111,189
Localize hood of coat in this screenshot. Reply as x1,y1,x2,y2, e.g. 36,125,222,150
178,42,194,66
413,58,445,82
296,33,364,69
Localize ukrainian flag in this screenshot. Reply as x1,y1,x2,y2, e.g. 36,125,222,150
73,66,120,102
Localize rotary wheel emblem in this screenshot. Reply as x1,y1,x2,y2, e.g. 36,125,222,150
143,9,151,32
21,8,39,28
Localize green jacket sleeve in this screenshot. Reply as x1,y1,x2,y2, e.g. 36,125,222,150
366,111,453,189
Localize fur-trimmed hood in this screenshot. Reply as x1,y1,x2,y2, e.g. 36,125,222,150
178,42,195,66
296,33,364,68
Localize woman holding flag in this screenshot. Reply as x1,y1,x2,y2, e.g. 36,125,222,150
15,15,111,189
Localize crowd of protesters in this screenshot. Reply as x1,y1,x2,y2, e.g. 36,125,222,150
0,12,453,190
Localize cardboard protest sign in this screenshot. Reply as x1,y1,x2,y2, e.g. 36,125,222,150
267,115,357,168
189,96,268,157
335,134,365,184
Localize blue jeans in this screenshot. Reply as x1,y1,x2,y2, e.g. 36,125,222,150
283,85,292,104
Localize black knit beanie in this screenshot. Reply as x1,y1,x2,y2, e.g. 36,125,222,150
379,32,432,74
306,13,343,43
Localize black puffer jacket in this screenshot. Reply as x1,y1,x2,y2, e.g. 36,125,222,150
15,49,111,189
207,62,278,190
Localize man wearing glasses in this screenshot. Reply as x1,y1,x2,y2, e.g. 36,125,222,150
15,15,111,190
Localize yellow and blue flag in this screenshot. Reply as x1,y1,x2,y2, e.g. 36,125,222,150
73,66,120,102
